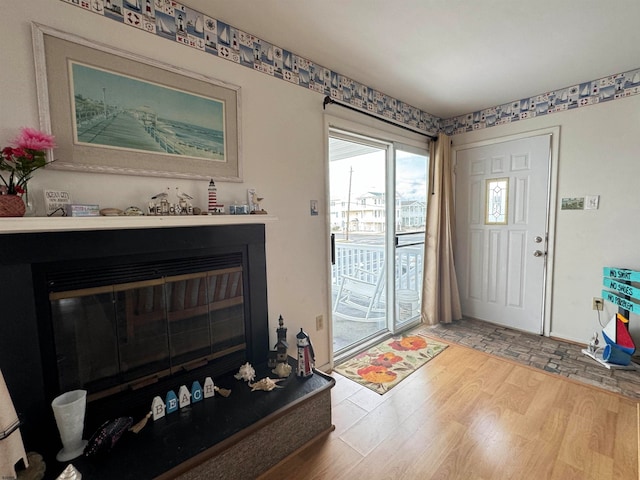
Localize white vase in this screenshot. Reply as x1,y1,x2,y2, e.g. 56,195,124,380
51,390,88,462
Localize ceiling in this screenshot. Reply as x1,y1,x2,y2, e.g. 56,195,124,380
186,0,640,119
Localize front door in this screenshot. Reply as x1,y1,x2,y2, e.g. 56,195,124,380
455,134,551,334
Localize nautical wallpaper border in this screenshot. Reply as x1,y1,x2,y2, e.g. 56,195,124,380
444,68,640,136
61,0,640,137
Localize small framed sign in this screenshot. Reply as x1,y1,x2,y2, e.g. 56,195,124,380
44,190,72,216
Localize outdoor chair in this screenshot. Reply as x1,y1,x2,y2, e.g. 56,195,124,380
332,267,385,322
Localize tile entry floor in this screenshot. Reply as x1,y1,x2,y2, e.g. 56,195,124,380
424,318,640,400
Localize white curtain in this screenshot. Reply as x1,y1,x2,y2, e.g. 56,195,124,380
421,133,462,325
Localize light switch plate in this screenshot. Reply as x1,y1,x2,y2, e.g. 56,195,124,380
584,195,600,210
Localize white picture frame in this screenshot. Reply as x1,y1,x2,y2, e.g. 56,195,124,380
31,23,242,182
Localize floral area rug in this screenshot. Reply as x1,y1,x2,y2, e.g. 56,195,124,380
334,332,448,394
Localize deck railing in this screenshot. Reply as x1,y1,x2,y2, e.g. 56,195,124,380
332,242,423,291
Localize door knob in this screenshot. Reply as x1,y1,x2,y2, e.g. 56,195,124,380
534,236,543,243
533,250,545,257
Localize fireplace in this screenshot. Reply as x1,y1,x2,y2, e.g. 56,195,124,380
0,222,269,455
44,255,247,403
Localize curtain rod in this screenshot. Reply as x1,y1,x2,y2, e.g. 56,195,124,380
323,96,437,141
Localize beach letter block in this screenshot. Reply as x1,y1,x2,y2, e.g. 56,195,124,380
191,381,203,403
204,377,215,398
178,385,191,408
151,396,166,420
166,390,178,414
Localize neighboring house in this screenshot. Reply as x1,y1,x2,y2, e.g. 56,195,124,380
399,200,426,230
332,192,424,233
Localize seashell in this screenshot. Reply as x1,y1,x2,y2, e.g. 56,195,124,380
123,206,144,216
234,362,256,382
56,463,82,480
99,208,123,216
272,362,292,378
248,377,284,392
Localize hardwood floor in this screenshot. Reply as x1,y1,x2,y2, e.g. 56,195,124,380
258,342,639,480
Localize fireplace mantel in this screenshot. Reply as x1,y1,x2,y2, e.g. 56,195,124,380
0,214,278,234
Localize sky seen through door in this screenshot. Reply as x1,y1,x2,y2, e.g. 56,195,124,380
330,149,427,202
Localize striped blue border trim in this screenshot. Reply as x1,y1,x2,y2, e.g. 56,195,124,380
60,0,640,136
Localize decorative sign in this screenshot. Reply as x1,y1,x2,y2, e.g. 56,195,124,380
44,189,71,216
178,385,191,408
561,197,584,210
66,204,100,217
203,377,215,399
151,396,166,421
603,278,640,302
191,381,203,403
165,390,178,414
602,290,638,314
602,267,640,314
150,376,234,422
604,267,640,283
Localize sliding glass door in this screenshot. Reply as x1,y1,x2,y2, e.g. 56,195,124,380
330,132,389,355
330,129,428,359
393,146,428,331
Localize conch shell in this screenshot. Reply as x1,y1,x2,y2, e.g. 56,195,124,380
249,377,284,392
234,362,256,382
272,362,292,378
56,464,82,480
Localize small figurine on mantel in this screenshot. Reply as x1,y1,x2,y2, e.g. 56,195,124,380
296,328,315,378
207,179,225,214
150,187,170,215
250,191,267,214
272,315,292,378
175,187,194,214
148,187,195,215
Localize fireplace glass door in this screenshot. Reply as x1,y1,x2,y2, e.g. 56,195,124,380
49,267,245,401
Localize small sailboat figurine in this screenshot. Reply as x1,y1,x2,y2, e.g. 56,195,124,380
602,313,635,355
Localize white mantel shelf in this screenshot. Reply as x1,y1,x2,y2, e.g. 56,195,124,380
0,214,278,234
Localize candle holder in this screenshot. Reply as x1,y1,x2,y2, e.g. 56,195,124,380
51,390,88,462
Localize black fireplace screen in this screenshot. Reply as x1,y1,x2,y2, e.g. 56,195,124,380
49,267,245,401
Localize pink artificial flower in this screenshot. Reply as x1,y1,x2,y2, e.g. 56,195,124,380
12,127,56,151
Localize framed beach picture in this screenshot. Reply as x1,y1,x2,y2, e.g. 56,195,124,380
31,23,242,182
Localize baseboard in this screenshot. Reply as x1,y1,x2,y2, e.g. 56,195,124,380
549,332,588,347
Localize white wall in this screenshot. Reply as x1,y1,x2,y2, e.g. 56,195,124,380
452,94,640,344
2,0,332,366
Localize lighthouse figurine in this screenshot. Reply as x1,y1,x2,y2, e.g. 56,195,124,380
296,328,315,378
207,179,224,214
